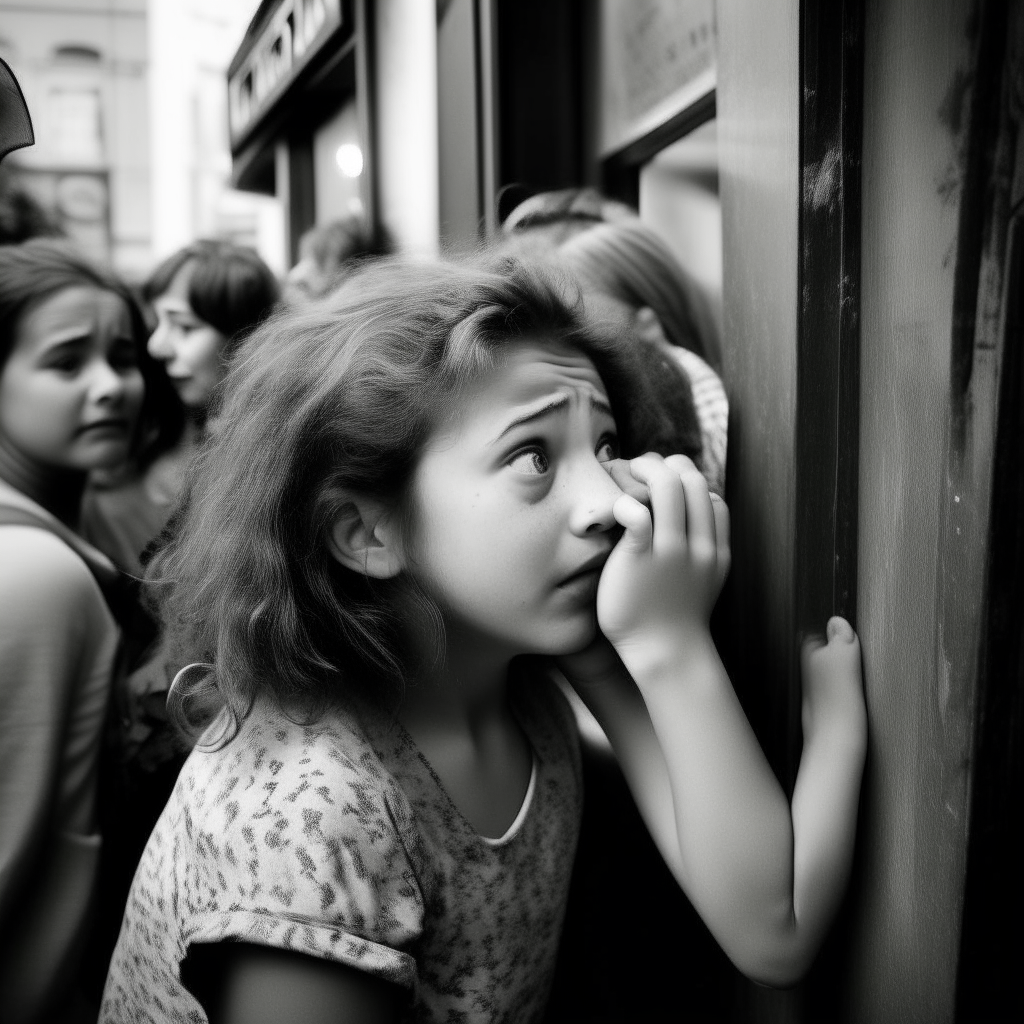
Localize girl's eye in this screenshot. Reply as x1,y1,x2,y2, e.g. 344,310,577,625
44,352,83,374
508,446,550,476
595,434,619,463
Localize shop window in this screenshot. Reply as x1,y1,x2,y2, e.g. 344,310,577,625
312,97,363,223
639,118,723,343
44,42,105,166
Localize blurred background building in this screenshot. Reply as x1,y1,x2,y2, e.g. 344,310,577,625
0,0,279,280
0,0,720,298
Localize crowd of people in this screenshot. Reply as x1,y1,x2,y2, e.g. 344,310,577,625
0,198,867,1024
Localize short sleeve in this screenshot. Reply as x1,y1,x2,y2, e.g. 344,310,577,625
167,721,426,990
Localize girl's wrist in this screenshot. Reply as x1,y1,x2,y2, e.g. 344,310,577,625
613,624,719,690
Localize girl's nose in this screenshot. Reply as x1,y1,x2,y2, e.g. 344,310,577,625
568,456,624,536
89,358,127,405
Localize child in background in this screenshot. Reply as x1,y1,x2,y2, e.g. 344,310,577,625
0,239,152,1023
82,239,279,579
101,258,866,1024
282,215,394,306
79,241,280,879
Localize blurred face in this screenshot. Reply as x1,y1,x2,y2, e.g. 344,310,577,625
402,338,624,657
282,256,332,306
147,261,227,410
0,286,144,473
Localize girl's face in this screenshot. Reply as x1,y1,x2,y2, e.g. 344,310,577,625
0,285,144,473
403,338,624,657
148,261,228,410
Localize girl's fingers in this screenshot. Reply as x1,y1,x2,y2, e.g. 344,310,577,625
612,493,653,553
826,615,856,644
710,492,730,551
665,454,716,553
710,492,731,582
627,454,687,549
604,458,651,506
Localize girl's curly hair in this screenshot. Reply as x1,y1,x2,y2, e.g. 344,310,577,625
152,255,701,743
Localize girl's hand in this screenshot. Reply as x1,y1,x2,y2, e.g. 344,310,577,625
800,616,866,746
597,453,730,660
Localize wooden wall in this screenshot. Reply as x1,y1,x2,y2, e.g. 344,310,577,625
717,0,1010,1021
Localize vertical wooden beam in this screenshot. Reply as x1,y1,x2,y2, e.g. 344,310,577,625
795,0,864,633
797,0,867,1005
476,0,499,237
955,4,1024,1018
437,0,482,252
286,132,315,265
844,0,983,1019
353,0,379,233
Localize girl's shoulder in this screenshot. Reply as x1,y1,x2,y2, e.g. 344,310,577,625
0,524,109,626
176,698,418,852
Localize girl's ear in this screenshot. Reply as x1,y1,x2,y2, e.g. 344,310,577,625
328,500,405,579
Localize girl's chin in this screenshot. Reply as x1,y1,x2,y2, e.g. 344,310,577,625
73,442,134,472
531,615,599,658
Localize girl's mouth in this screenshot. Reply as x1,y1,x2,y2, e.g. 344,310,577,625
558,552,610,589
77,418,130,436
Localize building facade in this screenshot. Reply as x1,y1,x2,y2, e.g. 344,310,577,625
0,0,150,275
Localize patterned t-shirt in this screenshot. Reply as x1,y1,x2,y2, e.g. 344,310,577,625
100,666,582,1024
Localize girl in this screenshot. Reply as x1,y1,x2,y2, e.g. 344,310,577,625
101,258,866,1024
82,238,279,577
0,239,151,1023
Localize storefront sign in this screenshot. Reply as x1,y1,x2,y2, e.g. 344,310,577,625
228,0,343,148
599,0,716,156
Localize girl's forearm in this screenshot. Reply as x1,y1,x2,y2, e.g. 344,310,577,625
565,665,685,879
789,713,867,961
621,634,855,986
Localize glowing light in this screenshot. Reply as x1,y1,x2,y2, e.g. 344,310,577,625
335,143,363,178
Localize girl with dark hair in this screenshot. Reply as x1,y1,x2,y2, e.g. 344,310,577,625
144,239,280,414
0,238,152,1023
82,239,278,578
101,257,866,1024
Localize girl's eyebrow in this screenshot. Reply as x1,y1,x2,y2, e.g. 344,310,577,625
39,329,93,351
490,393,613,444
154,298,193,316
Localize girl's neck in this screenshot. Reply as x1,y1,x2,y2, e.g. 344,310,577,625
0,439,86,527
398,618,516,734
395,618,534,840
